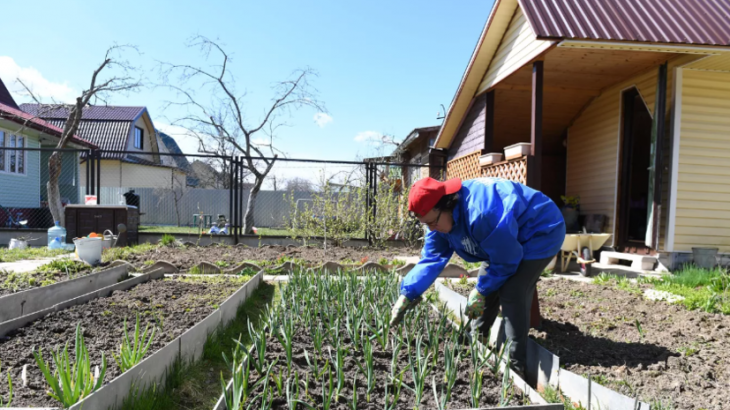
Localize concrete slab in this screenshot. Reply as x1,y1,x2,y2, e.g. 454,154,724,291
0,253,72,274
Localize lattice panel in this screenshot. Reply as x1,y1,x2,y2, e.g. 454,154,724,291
446,150,482,181
481,157,527,185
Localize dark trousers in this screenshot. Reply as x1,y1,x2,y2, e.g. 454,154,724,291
471,256,553,373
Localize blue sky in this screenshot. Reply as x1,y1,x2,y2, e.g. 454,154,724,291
0,0,492,162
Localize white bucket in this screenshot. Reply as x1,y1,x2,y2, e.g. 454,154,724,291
9,239,28,250
74,237,102,266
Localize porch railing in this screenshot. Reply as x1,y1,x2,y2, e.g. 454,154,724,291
446,149,530,185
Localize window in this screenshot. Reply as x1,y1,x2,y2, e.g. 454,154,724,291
1,133,25,175
429,138,435,148
134,127,144,149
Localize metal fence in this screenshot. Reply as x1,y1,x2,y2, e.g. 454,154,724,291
1,148,441,243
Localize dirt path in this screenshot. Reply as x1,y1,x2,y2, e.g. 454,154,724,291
0,276,248,407
446,278,730,409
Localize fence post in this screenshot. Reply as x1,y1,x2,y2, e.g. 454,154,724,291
85,149,91,196
229,156,235,244
95,150,101,203
238,156,244,237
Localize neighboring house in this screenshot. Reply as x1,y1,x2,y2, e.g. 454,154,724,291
433,0,730,267
0,78,96,228
20,104,186,192
391,125,442,187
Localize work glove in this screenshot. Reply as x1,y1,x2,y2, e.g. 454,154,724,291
465,288,487,319
389,294,422,327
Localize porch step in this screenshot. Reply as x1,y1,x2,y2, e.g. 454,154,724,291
599,251,657,271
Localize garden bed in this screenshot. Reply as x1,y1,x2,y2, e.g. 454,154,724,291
0,275,251,407
215,272,538,410
117,244,418,271
447,277,730,409
0,259,95,297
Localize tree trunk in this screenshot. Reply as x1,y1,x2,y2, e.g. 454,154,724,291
243,179,263,234
47,152,65,226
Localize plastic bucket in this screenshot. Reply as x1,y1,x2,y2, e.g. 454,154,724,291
74,237,102,266
9,239,28,250
692,247,719,269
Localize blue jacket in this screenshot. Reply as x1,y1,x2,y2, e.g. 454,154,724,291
400,178,565,300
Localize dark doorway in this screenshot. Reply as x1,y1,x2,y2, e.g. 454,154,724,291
618,88,652,250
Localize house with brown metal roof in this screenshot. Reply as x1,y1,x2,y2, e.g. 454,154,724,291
435,0,730,269
391,125,443,187
20,103,187,192
0,79,97,227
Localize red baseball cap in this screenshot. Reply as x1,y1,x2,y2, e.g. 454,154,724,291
408,177,462,217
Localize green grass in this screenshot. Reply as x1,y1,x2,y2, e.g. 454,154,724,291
116,281,278,410
540,384,587,410
663,266,726,288
138,226,291,236
102,243,157,263
0,247,69,263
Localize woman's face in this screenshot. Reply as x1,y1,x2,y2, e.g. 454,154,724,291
418,208,453,234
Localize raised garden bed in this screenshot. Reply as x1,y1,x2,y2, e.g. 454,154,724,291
116,244,418,271
0,259,94,297
213,272,556,410
0,274,252,407
444,277,727,409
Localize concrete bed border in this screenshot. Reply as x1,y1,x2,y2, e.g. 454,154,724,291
213,274,560,410
4,269,263,410
434,280,651,410
0,264,131,323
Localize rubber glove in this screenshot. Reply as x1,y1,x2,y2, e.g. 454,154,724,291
389,294,422,327
465,288,487,319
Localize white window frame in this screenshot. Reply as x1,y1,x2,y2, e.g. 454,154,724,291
0,130,27,176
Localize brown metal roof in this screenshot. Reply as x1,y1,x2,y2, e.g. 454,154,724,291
20,104,145,121
519,0,730,46
48,119,131,159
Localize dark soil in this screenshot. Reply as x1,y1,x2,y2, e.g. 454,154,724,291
447,277,730,409
121,244,418,271
0,276,248,407
0,260,95,296
244,313,523,409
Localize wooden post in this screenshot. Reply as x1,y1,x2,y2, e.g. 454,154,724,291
530,60,544,190
484,90,495,153
530,60,544,327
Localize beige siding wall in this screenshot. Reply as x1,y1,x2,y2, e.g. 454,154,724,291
566,55,696,247
673,70,730,252
477,8,553,93
125,114,157,162
80,160,183,189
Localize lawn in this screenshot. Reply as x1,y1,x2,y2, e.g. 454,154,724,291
139,225,290,236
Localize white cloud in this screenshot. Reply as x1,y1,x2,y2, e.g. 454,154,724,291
354,131,384,144
0,56,77,103
313,112,333,128
156,123,201,155
251,137,269,146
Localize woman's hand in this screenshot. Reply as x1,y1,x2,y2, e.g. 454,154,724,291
389,294,421,327
465,288,486,319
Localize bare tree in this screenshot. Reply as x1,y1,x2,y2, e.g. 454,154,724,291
155,169,189,227
17,45,141,226
161,36,325,234
284,177,314,192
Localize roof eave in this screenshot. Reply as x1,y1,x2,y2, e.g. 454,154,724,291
432,0,519,150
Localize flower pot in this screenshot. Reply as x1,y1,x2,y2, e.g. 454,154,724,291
504,142,531,160
692,247,719,269
479,152,503,166
562,207,579,232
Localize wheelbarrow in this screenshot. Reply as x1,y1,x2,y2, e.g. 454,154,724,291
559,233,611,277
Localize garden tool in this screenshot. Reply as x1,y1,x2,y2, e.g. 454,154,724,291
113,224,127,247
